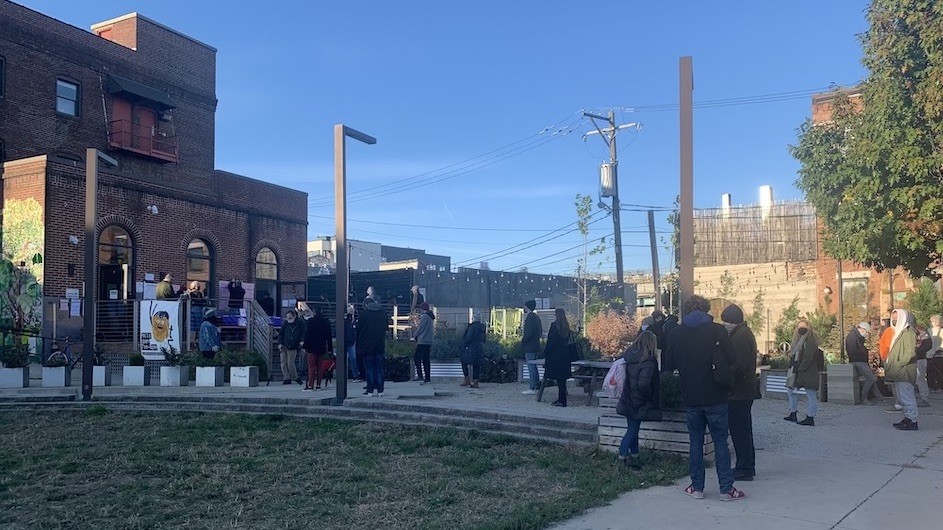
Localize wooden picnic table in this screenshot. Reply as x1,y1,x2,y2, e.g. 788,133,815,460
527,359,613,406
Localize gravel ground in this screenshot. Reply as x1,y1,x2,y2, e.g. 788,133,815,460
416,380,943,465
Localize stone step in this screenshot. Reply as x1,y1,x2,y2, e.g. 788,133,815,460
0,399,595,445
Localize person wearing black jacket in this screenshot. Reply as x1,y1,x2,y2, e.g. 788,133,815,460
301,308,333,390
544,308,573,407
521,300,543,395
845,322,878,404
663,295,744,501
616,330,661,470
461,313,487,388
721,305,758,482
356,297,389,396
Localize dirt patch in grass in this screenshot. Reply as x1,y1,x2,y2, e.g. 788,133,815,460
0,409,686,529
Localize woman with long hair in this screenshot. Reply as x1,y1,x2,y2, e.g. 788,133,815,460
544,308,573,407
784,319,824,426
616,330,661,470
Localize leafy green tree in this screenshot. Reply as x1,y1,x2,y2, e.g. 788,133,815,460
806,306,838,351
791,0,943,277
717,270,737,300
746,289,765,335
906,278,943,327
774,297,801,348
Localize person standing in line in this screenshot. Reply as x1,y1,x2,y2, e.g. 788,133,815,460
277,309,304,385
885,309,919,430
846,322,879,404
663,295,744,501
521,300,543,395
912,319,933,407
357,297,389,397
156,273,176,300
344,305,360,382
927,315,943,392
878,313,903,413
413,302,435,384
227,279,246,309
721,304,758,482
784,319,823,426
199,309,221,361
301,308,333,391
461,313,487,388
544,308,573,407
616,330,661,470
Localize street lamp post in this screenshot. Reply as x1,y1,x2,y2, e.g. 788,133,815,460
83,148,118,402
334,125,376,405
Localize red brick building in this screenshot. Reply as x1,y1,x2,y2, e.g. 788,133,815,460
0,2,307,345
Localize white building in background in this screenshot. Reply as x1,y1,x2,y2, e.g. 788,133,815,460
307,237,382,275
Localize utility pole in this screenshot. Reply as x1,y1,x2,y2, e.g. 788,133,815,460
583,110,639,311
679,56,695,307
647,210,661,310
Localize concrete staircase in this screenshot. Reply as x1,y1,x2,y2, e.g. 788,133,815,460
0,394,596,446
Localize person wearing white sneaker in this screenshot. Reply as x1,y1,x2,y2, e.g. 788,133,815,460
885,309,919,431
521,300,543,394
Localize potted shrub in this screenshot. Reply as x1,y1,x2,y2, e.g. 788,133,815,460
0,344,30,388
42,353,71,387
760,354,827,401
92,344,111,387
186,350,224,387
159,346,188,386
123,353,150,386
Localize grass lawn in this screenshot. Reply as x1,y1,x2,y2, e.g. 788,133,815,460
0,408,686,529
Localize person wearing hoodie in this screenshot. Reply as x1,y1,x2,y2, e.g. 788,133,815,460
885,309,919,430
199,309,222,361
301,308,333,391
721,304,758,482
461,313,487,388
664,295,743,502
616,330,661,471
278,309,305,385
783,319,823,426
845,322,879,404
413,302,435,384
357,297,390,396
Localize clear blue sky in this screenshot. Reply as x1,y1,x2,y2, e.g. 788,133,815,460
20,0,870,275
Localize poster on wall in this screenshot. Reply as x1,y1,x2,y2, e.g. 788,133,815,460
139,300,181,361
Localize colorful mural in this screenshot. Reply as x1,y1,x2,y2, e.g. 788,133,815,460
1,197,45,336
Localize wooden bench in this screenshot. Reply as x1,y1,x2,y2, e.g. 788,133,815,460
597,396,714,462
527,360,609,406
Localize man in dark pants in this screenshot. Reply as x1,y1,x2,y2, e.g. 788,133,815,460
664,295,745,501
846,322,879,404
722,304,758,482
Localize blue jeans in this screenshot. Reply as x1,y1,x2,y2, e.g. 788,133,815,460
525,352,540,390
685,404,734,494
786,387,818,417
347,345,359,379
364,354,385,393
619,418,642,457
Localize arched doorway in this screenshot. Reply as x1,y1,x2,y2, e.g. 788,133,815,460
254,247,278,316
98,225,134,341
186,239,214,300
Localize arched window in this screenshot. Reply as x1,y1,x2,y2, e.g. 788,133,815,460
98,225,133,298
255,247,278,281
187,239,214,298
255,247,278,316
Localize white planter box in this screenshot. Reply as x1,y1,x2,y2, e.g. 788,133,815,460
160,366,189,387
123,366,151,386
0,367,29,388
42,366,71,387
93,365,112,387
196,366,225,387
230,366,259,387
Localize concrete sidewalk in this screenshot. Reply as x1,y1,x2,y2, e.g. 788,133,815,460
555,395,943,530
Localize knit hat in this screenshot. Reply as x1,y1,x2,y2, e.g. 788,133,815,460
858,322,871,332
419,302,430,311
721,304,744,325
524,300,537,311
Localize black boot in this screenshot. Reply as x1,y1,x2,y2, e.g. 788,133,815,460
797,416,815,426
627,456,642,470
783,411,798,422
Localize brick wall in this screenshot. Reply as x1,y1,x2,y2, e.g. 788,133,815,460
0,0,217,174
41,159,307,298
